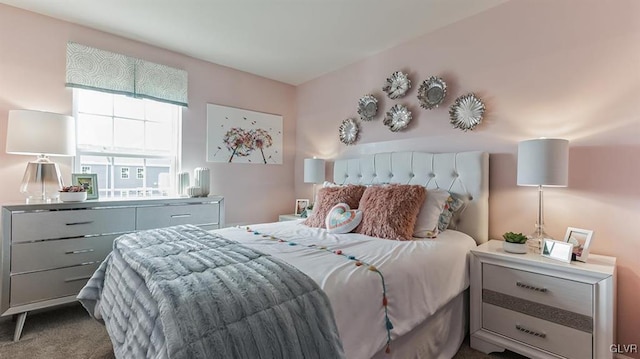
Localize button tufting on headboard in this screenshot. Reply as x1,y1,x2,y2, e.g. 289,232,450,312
333,151,489,244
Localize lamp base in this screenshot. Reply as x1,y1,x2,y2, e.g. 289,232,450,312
19,157,64,203
527,229,554,254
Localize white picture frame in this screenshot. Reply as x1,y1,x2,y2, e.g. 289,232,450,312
541,239,574,263
295,199,309,216
563,227,594,262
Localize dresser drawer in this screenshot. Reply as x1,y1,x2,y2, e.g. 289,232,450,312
10,263,100,306
483,263,592,316
136,203,220,230
12,208,136,243
483,303,592,359
11,235,117,274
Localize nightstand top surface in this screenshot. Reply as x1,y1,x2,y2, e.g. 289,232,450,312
472,240,616,277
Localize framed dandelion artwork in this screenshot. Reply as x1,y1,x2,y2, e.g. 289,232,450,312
206,103,283,164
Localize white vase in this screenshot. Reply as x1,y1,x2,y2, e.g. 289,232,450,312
194,168,210,197
177,172,190,196
503,241,528,254
186,186,202,198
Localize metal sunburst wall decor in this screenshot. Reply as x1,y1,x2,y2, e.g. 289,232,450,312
449,93,486,131
417,76,447,110
357,94,378,121
383,104,412,132
382,71,411,99
339,118,360,145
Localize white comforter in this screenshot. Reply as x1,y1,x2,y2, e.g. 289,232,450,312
214,221,476,359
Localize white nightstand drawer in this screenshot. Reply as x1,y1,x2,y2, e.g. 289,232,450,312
483,303,591,359
11,235,116,274
10,263,100,306
136,203,220,230
12,208,136,243
483,263,592,316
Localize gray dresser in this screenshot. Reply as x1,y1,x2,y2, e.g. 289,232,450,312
0,196,224,340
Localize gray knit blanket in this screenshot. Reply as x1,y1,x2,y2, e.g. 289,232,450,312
78,225,344,359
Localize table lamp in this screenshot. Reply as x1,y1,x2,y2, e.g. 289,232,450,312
517,138,569,251
6,110,76,203
303,157,325,207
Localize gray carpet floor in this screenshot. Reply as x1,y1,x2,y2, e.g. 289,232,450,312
0,304,526,359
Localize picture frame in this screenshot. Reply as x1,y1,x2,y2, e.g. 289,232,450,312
71,173,99,200
541,239,574,263
563,227,594,262
295,199,309,216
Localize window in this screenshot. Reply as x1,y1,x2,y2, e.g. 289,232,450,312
81,165,91,174
73,89,181,198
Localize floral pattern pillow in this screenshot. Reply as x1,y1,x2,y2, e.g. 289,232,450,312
437,193,466,232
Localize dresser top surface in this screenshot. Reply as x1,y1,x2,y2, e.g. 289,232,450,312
1,195,224,212
473,240,616,277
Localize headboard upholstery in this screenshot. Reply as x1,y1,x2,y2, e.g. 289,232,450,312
333,151,489,244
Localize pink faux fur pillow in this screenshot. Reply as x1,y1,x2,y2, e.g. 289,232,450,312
303,185,367,228
356,184,426,240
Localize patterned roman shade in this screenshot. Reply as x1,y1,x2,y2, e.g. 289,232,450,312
66,42,188,107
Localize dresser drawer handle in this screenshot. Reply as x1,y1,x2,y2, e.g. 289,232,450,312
64,275,92,283
516,281,547,292
170,214,191,219
65,221,94,226
515,324,546,339
65,249,95,255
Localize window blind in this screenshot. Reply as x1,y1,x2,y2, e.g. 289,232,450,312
66,42,188,107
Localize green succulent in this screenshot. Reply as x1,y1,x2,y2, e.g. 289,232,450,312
503,232,528,244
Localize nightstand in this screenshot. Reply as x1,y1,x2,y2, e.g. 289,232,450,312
470,240,616,359
278,214,303,222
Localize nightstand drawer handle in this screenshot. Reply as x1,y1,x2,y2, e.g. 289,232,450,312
64,275,92,283
516,281,547,292
515,324,546,339
65,221,94,226
170,214,191,218
65,249,94,255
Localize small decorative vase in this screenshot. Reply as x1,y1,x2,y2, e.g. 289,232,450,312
503,241,528,254
194,168,210,197
186,186,202,198
58,191,87,202
177,172,190,196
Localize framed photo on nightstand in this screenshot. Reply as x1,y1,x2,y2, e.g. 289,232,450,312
295,199,309,216
563,227,594,262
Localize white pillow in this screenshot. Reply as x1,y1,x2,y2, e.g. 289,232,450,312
413,189,451,238
325,203,363,234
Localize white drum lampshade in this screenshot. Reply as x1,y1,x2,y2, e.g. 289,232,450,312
303,158,325,184
6,110,76,203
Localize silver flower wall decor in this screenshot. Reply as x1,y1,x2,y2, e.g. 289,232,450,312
357,94,378,121
449,93,486,131
383,104,412,132
417,76,447,110
382,71,411,99
339,118,360,145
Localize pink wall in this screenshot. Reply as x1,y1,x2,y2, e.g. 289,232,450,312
0,5,297,226
296,0,640,353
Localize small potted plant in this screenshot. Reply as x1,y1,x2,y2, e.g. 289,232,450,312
59,185,87,202
502,232,528,254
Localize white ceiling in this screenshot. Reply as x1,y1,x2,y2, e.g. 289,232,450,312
1,0,507,85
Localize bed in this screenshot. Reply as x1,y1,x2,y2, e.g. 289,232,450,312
78,150,489,359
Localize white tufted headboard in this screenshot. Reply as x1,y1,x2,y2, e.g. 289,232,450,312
333,151,489,244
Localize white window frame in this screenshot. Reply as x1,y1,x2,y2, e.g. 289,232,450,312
72,89,181,198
